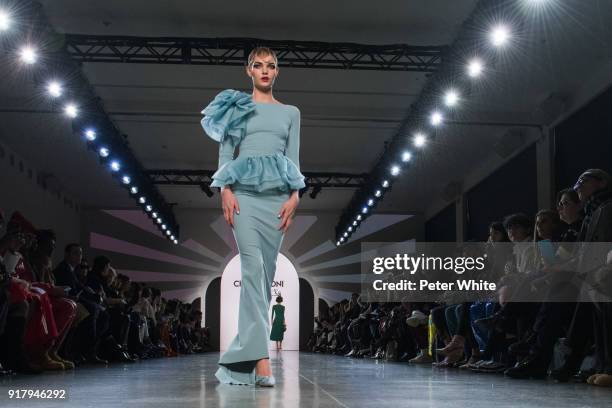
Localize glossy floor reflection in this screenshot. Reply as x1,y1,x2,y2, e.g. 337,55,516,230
1,351,611,407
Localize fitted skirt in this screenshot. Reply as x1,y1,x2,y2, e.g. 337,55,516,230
215,187,290,385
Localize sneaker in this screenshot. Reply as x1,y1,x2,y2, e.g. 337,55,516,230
409,351,433,364
406,311,428,327
475,360,507,373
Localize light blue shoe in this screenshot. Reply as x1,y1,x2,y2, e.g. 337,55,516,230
255,374,276,387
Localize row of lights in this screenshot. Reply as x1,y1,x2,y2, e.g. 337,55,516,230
1,7,179,244
335,2,533,246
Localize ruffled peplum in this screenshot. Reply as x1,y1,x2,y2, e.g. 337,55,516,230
210,152,306,193
200,89,256,145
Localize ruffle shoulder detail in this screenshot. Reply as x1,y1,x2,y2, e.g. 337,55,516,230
200,89,256,145
210,153,306,193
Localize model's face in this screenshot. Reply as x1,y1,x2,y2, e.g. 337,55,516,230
247,54,278,90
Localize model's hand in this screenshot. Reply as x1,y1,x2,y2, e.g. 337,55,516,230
221,187,240,228
278,192,299,233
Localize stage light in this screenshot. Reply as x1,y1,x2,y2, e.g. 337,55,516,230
444,89,459,107
145,205,152,212
130,186,138,195
47,81,63,98
490,24,510,47
122,175,131,184
340,237,345,242
402,151,412,162
85,129,96,141
343,232,348,237
413,133,427,147
382,180,389,188
156,218,162,224
64,103,78,118
166,230,171,235
336,241,340,246
353,220,358,226
0,10,11,32
170,235,175,240
357,215,362,221
99,147,109,158
362,206,368,214
161,224,166,230
19,46,37,64
430,111,443,126
367,198,374,206
348,226,353,232
139,196,146,204
467,58,484,78
152,212,158,218
173,239,178,244
110,161,120,171
375,190,382,197
390,165,400,176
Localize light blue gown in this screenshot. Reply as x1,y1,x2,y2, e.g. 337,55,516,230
201,89,306,385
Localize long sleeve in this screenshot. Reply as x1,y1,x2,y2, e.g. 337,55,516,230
217,135,235,191
218,133,235,170
285,107,301,172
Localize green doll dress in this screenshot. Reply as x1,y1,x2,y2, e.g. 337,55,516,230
269,304,286,341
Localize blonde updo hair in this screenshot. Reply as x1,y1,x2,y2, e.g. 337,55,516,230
247,46,278,67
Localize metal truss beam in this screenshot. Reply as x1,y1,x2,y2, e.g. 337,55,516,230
146,170,367,188
64,35,447,72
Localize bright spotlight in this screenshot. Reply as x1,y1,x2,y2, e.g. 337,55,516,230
390,165,400,176
402,151,412,162
121,175,131,184
152,212,158,218
367,198,374,206
340,237,345,242
336,241,340,246
47,81,63,98
145,205,152,212
414,133,427,147
444,89,459,107
170,235,175,240
99,147,109,158
353,220,358,226
467,58,484,78
139,196,146,204
430,111,443,126
348,226,353,232
19,46,37,64
166,230,171,236
362,206,368,214
110,161,120,171
0,10,12,31
64,103,78,118
374,190,382,197
490,24,510,47
343,232,348,237
382,180,389,188
85,129,96,141
156,218,162,224
130,186,138,195
173,239,178,244
357,215,362,221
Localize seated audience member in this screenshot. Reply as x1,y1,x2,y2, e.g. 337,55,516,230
554,169,612,387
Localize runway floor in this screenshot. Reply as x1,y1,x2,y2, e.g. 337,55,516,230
1,351,611,407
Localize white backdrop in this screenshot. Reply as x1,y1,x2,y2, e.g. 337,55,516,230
220,253,299,351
